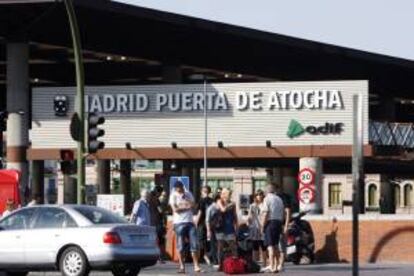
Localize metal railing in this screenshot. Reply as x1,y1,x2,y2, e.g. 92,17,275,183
370,121,414,148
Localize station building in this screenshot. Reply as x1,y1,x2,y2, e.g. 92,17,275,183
1,0,414,263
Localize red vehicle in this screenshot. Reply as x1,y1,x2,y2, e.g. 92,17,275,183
0,169,20,213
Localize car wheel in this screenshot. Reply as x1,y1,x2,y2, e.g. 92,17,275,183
112,264,141,276
59,246,90,276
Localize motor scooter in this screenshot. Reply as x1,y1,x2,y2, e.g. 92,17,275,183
286,211,315,265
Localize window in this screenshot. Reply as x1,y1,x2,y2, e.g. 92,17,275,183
368,184,378,207
0,208,36,230
203,178,233,193
404,184,413,207
253,178,267,192
74,206,127,224
328,183,342,208
394,185,401,208
33,207,77,229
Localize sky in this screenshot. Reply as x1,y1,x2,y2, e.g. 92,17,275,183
116,0,414,61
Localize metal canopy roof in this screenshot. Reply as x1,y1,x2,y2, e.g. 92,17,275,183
0,0,413,96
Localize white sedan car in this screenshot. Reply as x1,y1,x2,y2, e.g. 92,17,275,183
0,205,159,276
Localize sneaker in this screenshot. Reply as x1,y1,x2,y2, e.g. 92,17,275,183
260,266,272,273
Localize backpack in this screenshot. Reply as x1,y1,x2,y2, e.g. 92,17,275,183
210,208,224,230
222,256,247,275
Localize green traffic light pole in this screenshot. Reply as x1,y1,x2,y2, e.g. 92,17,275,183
63,0,85,204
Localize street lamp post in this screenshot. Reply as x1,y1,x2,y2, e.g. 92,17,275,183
189,74,209,187
203,77,208,187
63,0,86,204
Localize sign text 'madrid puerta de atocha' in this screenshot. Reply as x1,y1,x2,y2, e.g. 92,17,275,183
83,90,344,113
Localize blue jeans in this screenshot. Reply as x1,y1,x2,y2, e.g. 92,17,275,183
174,222,199,253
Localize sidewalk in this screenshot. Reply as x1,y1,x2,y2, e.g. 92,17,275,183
139,262,414,275
9,262,414,276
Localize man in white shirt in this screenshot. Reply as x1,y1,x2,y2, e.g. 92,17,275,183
169,181,201,273
260,184,285,273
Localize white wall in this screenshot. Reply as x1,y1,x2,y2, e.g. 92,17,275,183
31,81,369,149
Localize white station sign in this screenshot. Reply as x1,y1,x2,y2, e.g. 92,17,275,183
31,81,369,149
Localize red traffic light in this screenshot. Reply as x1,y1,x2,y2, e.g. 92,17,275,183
60,150,74,161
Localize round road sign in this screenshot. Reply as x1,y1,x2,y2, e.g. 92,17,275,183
298,168,315,186
297,186,316,204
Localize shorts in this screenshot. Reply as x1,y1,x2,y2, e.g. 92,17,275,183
215,233,236,241
174,222,198,253
264,220,282,247
252,240,266,251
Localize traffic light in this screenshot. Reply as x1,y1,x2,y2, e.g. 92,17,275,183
87,113,105,154
60,149,75,175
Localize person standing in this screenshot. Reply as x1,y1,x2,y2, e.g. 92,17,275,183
260,184,285,273
247,190,267,265
130,189,152,226
206,193,222,266
169,181,201,273
195,185,214,265
215,188,238,269
1,198,16,218
276,185,292,272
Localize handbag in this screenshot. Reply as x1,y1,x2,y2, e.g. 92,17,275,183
222,256,247,274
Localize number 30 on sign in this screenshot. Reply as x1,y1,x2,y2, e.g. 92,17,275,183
298,168,315,186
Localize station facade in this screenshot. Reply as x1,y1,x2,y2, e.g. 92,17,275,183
27,80,384,216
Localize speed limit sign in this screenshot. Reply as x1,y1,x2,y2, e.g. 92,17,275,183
298,168,315,186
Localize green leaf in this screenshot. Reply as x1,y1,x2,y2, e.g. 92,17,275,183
287,119,305,138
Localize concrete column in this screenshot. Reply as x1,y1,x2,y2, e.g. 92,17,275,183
299,157,323,213
63,175,77,204
31,160,44,204
6,42,29,203
97,160,111,194
282,167,299,212
120,160,132,215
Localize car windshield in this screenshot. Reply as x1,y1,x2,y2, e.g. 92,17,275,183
73,206,127,224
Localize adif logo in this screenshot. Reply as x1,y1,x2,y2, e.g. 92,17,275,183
54,95,68,117
287,119,344,138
